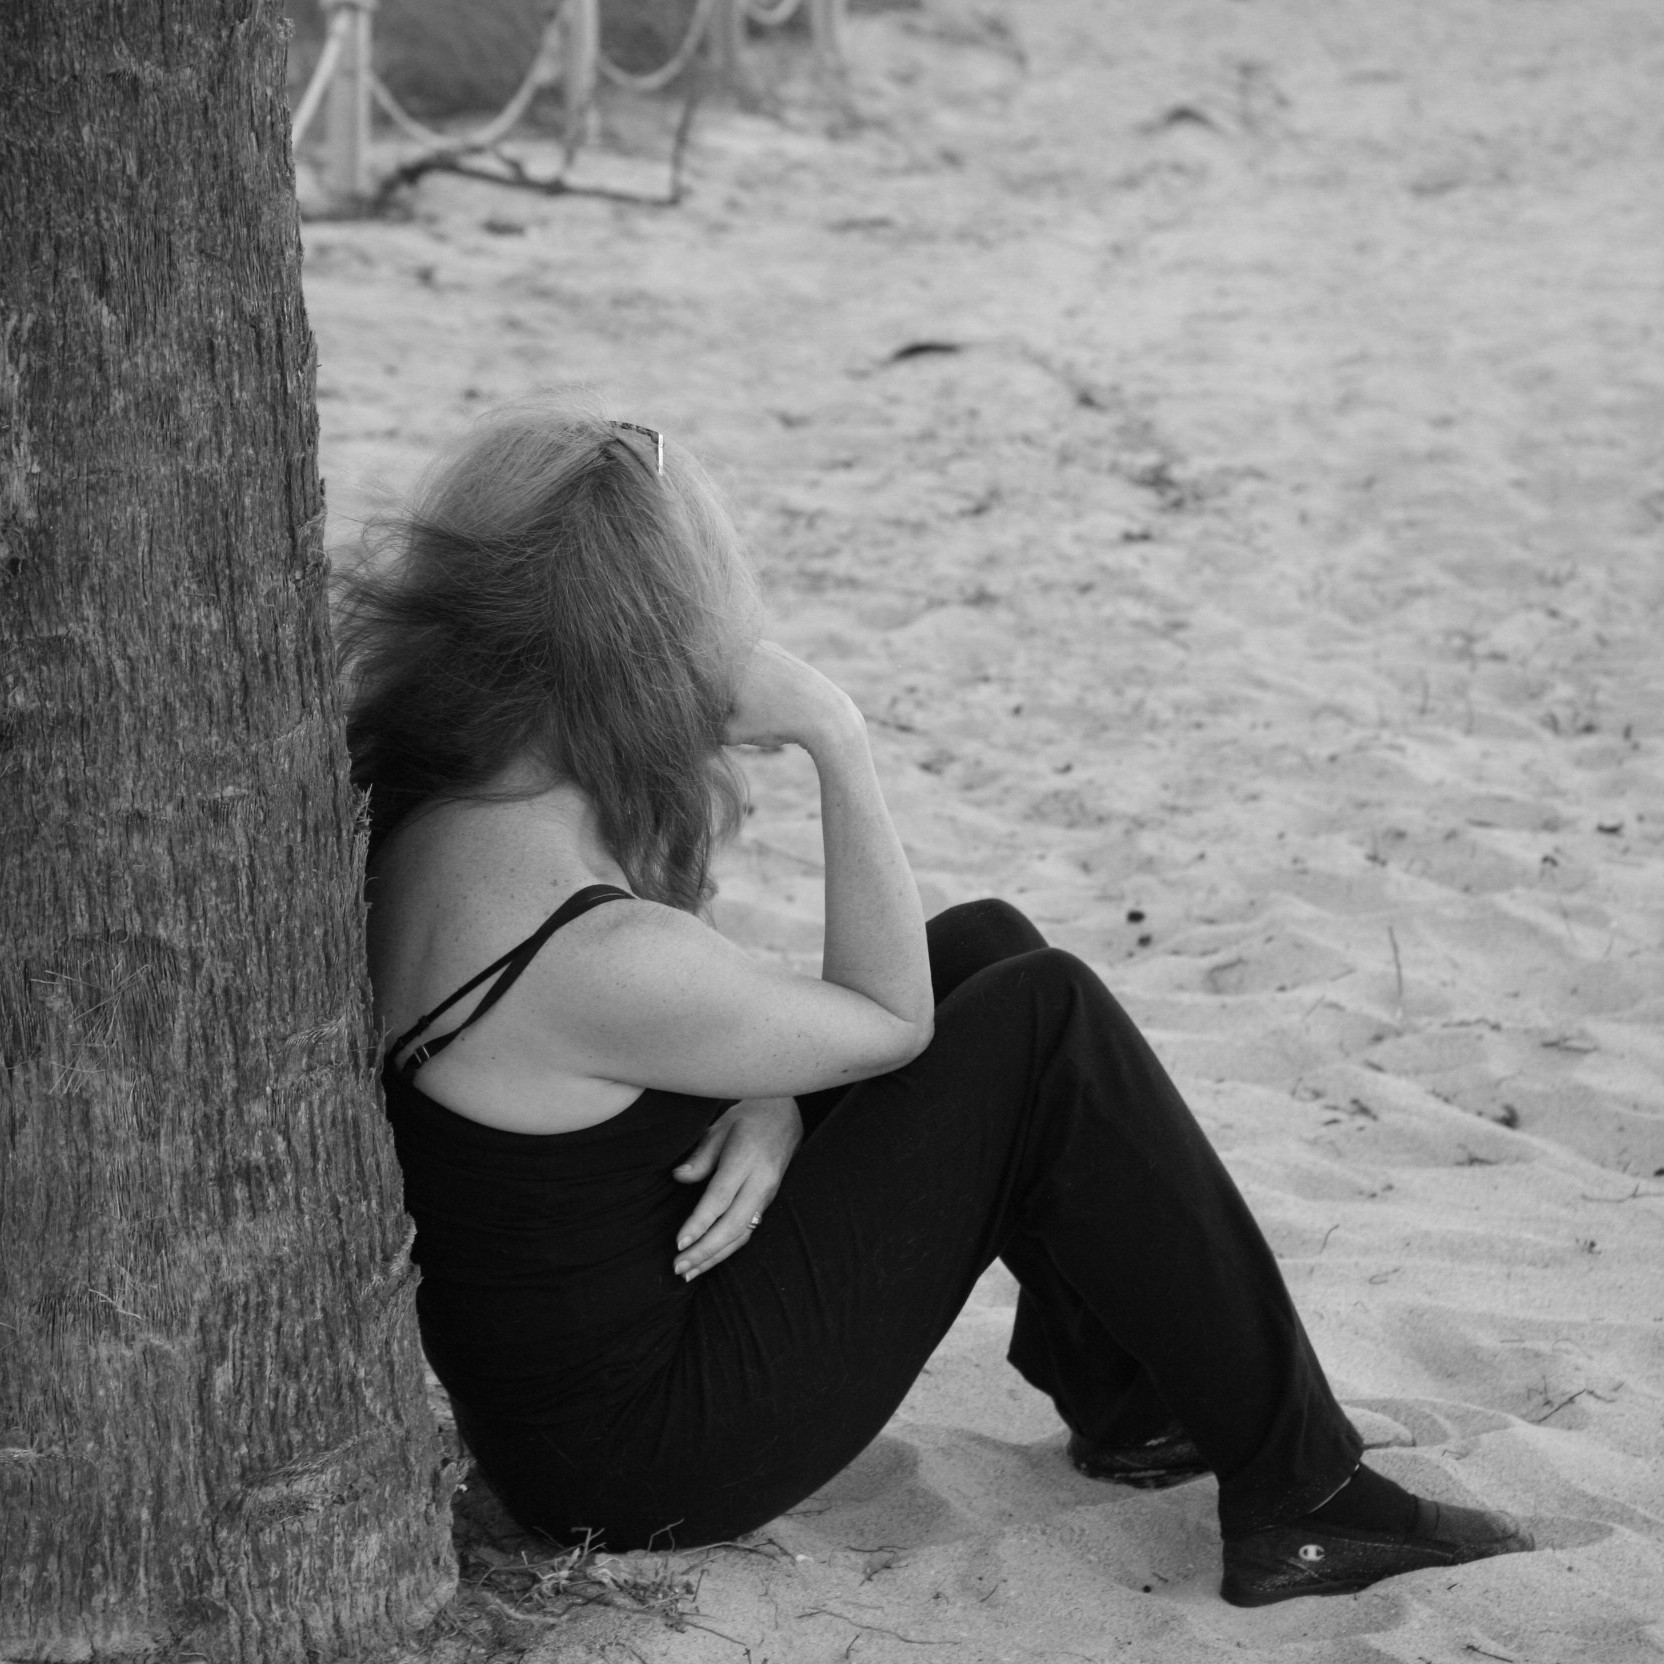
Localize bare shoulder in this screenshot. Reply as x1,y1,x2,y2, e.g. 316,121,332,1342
550,895,761,1001
539,894,927,1101
366,786,927,1102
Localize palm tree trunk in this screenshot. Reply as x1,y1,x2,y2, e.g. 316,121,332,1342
0,4,456,1657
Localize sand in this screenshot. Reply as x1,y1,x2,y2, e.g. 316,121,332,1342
301,1,1664,1657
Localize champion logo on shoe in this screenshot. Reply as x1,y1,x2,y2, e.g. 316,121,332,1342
1297,1543,1326,1563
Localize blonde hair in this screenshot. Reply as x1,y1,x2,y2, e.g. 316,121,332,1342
337,397,759,912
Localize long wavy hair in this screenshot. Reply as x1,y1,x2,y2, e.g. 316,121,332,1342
335,398,759,913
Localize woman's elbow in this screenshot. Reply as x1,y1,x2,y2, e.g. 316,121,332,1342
852,1007,934,1076
895,1011,935,1066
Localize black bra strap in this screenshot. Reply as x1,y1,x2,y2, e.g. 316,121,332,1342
389,883,634,1081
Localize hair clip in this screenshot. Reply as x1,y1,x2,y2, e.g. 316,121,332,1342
612,421,664,477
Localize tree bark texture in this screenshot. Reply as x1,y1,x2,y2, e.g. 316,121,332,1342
0,5,456,1659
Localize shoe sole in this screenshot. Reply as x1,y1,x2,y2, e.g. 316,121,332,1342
1067,1432,1209,1491
1221,1570,1383,1607
1091,1465,1208,1490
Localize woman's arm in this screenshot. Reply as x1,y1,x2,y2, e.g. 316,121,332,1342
737,643,934,1040
539,644,934,1101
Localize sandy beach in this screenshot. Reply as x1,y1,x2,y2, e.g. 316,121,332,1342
301,1,1664,1656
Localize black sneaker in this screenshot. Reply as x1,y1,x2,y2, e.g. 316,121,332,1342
1066,1426,1209,1490
1221,1495,1534,1606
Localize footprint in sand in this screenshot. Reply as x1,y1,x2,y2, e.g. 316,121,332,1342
1345,1394,1514,1448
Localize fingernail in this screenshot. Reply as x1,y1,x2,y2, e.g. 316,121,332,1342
675,1235,690,1250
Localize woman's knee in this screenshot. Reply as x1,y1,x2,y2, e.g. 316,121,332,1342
986,943,1096,1003
926,898,1049,1000
964,947,1142,1062
965,897,1047,952
929,944,1099,1045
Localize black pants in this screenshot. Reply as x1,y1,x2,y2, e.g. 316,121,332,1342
458,900,1362,1547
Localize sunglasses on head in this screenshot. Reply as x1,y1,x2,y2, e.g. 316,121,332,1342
611,421,664,477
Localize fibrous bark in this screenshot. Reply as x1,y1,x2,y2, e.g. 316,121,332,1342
0,4,456,1658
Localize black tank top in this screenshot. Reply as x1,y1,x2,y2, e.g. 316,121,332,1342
380,883,729,1419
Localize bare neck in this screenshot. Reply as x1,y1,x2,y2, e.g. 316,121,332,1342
374,764,631,901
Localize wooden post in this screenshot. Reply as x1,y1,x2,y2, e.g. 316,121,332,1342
561,0,599,154
323,0,374,205
711,0,759,106
712,0,743,90
809,0,845,69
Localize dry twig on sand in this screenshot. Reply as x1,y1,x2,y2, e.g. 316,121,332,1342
372,67,705,212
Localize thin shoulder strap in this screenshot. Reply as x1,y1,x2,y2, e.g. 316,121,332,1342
388,883,634,1081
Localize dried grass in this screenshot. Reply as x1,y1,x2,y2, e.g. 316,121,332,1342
407,1482,699,1662
390,1372,700,1662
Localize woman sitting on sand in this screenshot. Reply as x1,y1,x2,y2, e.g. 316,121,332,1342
341,401,1532,1607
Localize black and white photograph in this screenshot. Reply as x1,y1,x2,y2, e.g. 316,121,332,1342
4,2,1660,1659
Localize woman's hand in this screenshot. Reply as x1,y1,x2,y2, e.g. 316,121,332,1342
671,1097,804,1280
725,641,862,752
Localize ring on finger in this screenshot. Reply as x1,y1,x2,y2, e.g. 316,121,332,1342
748,1212,762,1230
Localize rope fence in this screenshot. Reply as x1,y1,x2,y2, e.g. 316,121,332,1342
291,0,847,209
368,3,568,153
597,0,720,92
741,0,803,24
